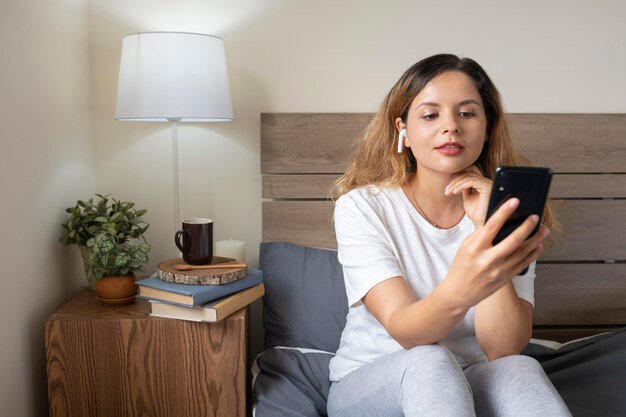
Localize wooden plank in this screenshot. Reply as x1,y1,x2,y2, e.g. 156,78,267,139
511,113,626,173
262,200,626,261
262,173,626,199
261,113,371,174
550,174,626,198
261,113,626,174
533,263,626,325
263,201,335,249
262,174,337,199
546,199,626,260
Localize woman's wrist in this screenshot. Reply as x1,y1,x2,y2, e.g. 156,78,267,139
470,217,484,230
432,279,471,316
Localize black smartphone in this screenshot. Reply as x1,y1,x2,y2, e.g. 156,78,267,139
485,166,553,274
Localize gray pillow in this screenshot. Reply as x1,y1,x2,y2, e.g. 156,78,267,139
259,242,348,352
254,348,333,417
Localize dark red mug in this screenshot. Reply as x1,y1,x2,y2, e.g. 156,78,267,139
175,218,213,265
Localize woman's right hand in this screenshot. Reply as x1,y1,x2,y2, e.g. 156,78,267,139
438,197,549,309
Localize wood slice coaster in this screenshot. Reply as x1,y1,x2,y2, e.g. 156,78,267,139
157,257,248,285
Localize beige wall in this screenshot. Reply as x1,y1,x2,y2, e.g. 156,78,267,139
0,0,94,415
1,0,625,415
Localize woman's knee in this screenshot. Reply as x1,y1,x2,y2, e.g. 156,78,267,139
402,344,460,373
470,354,546,384
494,354,543,373
405,344,455,360
400,345,474,412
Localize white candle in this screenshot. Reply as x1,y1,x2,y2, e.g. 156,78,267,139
215,239,245,261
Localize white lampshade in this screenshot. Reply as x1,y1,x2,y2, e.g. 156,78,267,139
115,32,233,122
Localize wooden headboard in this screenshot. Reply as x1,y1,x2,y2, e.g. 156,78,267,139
261,113,626,342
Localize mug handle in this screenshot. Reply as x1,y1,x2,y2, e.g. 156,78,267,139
175,229,188,253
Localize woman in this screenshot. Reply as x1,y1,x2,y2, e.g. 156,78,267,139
327,54,570,417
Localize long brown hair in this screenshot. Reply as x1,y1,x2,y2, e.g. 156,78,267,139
332,53,559,236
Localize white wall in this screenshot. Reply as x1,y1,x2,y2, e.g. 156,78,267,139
0,0,94,416
1,0,625,415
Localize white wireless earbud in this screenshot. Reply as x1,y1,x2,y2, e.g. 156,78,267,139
397,129,407,153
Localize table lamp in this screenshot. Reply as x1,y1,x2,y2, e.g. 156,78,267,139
115,31,233,235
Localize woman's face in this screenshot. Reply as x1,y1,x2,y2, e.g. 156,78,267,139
397,70,487,176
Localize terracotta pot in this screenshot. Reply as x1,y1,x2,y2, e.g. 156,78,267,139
95,274,137,306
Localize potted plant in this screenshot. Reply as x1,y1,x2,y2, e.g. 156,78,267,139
87,231,150,305
60,194,149,290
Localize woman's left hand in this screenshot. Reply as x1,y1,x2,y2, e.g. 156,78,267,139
445,166,492,228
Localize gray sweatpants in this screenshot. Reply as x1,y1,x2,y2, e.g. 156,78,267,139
327,344,571,417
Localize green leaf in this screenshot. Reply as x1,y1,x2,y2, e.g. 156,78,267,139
95,233,116,254
136,252,148,263
114,252,130,267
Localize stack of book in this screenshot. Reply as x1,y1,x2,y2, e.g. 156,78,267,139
136,268,264,323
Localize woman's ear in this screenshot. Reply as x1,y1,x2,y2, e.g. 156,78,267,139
395,117,405,133
395,117,408,153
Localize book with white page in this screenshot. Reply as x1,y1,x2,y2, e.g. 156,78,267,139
149,283,265,323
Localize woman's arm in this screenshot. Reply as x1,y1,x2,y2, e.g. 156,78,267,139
363,276,468,349
364,198,547,350
474,283,533,360
447,167,546,359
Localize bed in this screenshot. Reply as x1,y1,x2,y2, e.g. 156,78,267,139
254,113,626,416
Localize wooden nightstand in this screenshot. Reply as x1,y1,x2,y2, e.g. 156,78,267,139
45,289,248,417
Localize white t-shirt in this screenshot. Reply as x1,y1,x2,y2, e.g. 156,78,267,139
328,185,535,382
